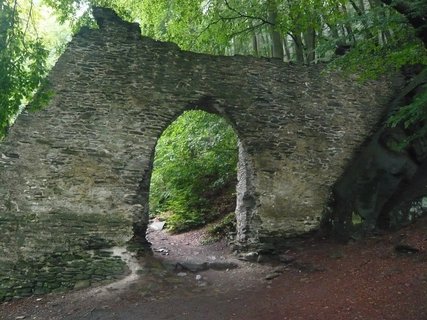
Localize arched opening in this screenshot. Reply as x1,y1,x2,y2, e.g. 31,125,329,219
148,110,239,241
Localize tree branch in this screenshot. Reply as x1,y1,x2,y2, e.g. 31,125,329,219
189,1,274,50
189,17,225,49
287,31,297,43
228,21,268,38
223,0,274,26
7,0,19,47
24,0,34,38
380,0,427,47
349,0,363,16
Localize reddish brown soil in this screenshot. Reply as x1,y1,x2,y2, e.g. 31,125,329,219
1,218,427,320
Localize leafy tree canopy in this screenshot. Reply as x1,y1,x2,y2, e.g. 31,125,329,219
0,0,71,138
0,0,47,136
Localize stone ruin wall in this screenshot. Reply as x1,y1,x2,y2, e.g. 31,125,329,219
0,8,394,249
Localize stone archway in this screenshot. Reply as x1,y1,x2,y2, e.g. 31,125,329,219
0,7,394,249
132,100,259,248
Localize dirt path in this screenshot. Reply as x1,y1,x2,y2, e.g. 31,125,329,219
1,218,427,320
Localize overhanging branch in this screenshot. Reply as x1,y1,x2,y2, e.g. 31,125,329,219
380,0,427,47
223,0,274,26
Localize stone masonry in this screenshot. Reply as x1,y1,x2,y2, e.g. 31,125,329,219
0,8,394,249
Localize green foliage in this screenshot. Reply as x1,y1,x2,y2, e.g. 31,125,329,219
40,0,427,73
275,0,345,32
27,79,54,112
0,0,49,138
93,0,426,71
388,84,427,146
207,212,236,238
105,0,238,54
150,110,238,232
325,4,427,80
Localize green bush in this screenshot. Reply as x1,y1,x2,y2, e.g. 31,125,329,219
150,110,238,232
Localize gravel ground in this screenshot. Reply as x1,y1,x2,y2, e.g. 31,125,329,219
1,217,427,320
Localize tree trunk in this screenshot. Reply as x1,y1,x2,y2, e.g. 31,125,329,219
267,0,284,59
260,31,272,57
349,0,375,40
293,32,305,64
327,22,339,40
283,36,291,61
252,32,259,57
303,27,316,64
340,4,357,44
250,20,259,57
